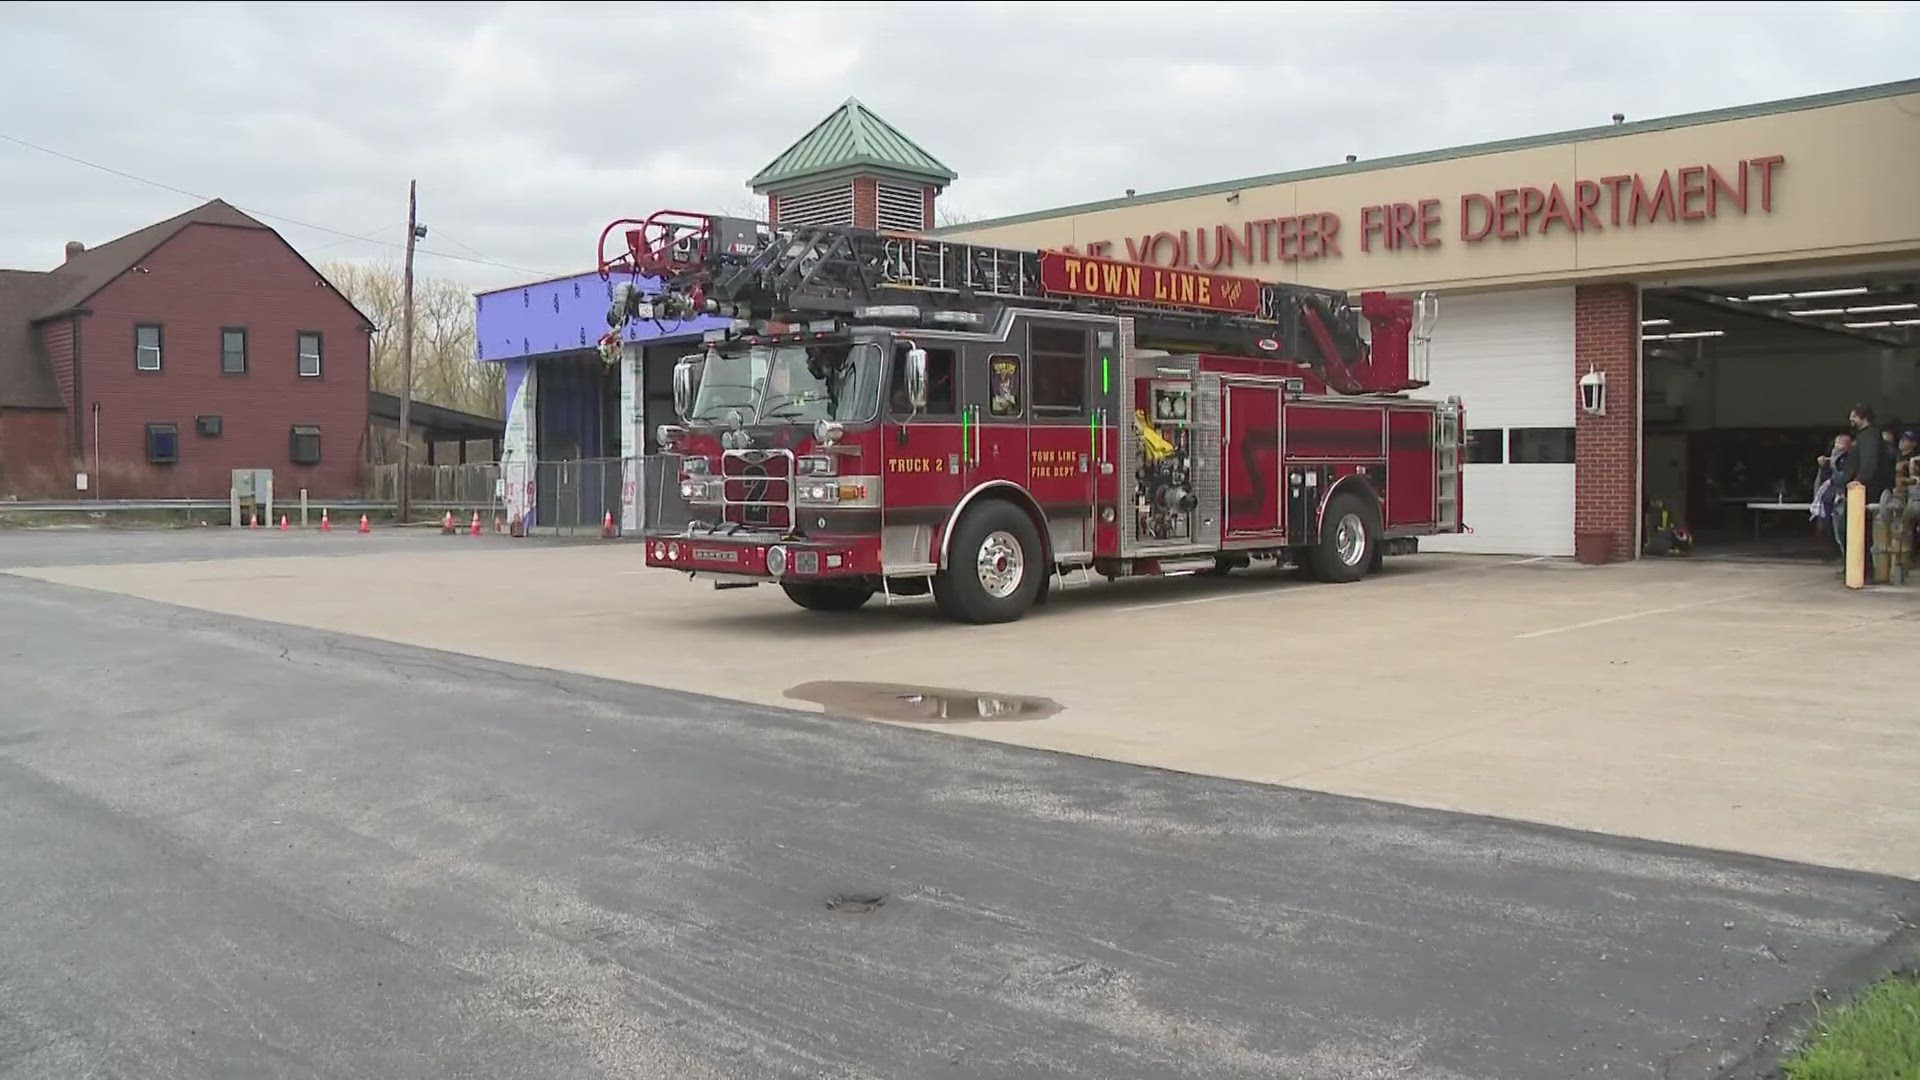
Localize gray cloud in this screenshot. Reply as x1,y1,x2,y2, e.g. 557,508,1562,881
2,1,1914,292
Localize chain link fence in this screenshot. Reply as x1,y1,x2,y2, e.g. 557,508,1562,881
369,463,501,506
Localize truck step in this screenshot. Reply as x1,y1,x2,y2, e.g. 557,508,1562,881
1155,557,1218,575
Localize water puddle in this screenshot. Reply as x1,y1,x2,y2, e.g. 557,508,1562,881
786,681,1062,724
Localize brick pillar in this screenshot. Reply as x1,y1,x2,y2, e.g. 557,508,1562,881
766,194,780,227
922,185,936,231
1573,283,1640,561
853,177,878,229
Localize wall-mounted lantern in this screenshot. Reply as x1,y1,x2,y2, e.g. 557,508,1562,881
1579,366,1607,417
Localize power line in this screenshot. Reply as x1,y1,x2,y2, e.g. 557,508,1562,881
0,131,557,279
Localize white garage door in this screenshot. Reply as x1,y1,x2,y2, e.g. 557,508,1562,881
1418,287,1577,556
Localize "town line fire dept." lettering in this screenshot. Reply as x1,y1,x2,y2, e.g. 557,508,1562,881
1061,155,1786,269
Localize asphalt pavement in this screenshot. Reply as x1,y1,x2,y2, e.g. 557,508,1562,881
1,565,1916,1079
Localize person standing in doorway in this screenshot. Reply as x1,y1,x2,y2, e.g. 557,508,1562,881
1814,431,1853,556
1834,405,1884,569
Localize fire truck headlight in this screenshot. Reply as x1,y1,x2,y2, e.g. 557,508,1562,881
765,544,788,578
798,454,836,476
680,481,699,500
680,457,709,477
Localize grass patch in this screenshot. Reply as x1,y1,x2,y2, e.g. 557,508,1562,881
1784,973,1920,1080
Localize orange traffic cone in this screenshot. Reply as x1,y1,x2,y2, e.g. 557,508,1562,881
320,509,331,533
279,514,290,532
358,514,371,534
469,511,481,536
250,511,260,529
601,511,616,539
441,511,455,535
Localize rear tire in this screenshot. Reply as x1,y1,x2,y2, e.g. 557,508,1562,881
1307,491,1381,583
932,500,1044,624
780,582,874,612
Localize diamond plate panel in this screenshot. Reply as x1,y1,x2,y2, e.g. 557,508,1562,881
1192,373,1223,550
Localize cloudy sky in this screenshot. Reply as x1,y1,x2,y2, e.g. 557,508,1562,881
2,1,1916,293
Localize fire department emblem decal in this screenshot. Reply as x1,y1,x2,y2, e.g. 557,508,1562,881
1256,338,1280,352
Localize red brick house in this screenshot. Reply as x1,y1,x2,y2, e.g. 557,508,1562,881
0,199,373,499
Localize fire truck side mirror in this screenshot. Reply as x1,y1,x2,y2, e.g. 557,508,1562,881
672,356,703,420
905,347,930,412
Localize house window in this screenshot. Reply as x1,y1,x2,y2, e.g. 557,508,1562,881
135,324,162,371
289,425,321,464
1508,427,1576,464
196,415,222,437
1464,428,1505,464
297,332,322,377
145,423,178,464
221,327,247,374
1029,326,1087,417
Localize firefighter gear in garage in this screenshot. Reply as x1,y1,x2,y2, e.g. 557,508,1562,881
599,211,1464,623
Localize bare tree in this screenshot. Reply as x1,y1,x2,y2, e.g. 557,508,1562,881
322,260,502,419
935,203,979,229
719,195,770,221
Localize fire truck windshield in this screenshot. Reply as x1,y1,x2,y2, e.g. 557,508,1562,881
688,342,881,425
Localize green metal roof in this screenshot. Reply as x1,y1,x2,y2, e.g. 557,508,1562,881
935,76,1920,236
750,98,957,193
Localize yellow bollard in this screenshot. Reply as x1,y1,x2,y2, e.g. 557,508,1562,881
1845,481,1867,589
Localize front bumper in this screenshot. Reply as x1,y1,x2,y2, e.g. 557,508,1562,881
643,531,880,581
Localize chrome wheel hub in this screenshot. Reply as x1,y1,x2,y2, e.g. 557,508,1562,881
976,530,1025,599
1335,513,1367,566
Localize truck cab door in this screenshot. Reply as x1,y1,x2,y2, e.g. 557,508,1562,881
1020,323,1098,562
880,341,965,572
962,345,1030,493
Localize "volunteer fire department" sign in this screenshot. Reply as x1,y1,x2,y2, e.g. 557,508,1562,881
1037,252,1262,316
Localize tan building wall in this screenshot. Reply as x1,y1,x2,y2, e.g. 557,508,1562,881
944,86,1920,295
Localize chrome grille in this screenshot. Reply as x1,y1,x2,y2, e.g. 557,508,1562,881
721,448,795,532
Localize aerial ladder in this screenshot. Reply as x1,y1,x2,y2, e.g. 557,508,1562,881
596,211,1437,395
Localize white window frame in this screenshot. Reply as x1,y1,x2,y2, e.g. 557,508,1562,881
135,323,162,372
297,331,322,378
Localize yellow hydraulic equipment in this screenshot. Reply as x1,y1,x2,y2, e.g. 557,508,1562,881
1132,410,1175,464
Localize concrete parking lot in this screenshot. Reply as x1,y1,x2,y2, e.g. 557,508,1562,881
13,532,1919,878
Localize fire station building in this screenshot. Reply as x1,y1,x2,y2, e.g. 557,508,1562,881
939,78,1920,560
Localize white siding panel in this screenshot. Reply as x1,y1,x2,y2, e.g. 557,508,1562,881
1419,287,1576,556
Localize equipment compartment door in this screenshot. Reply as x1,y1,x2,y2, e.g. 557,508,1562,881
1021,324,1097,560
1223,380,1284,538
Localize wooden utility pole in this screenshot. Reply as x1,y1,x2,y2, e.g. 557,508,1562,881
397,179,419,523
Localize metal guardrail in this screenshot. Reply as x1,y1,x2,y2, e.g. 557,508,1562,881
0,499,487,513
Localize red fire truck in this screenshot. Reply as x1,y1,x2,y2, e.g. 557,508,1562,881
597,211,1461,623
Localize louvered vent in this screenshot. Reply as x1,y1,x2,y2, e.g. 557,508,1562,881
876,182,926,233
777,184,855,228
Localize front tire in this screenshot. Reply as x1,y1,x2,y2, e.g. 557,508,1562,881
1307,491,1381,583
780,582,874,612
932,500,1044,624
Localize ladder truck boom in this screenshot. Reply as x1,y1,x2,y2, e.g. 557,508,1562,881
596,211,1436,395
